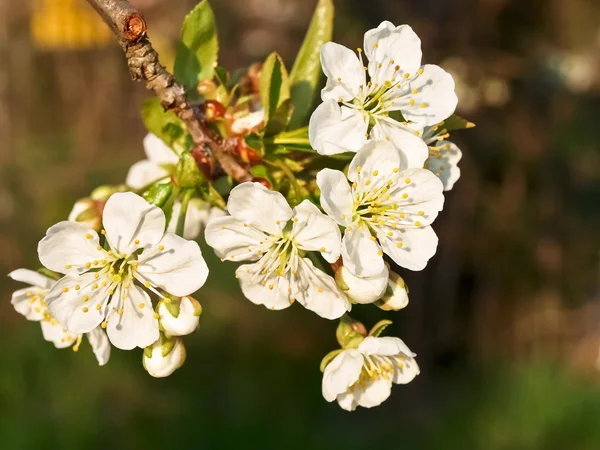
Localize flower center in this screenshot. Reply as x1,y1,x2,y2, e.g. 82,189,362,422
349,354,405,391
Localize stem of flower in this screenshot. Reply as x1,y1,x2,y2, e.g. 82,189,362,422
175,189,193,237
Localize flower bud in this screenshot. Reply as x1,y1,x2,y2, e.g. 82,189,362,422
68,198,102,231
158,296,202,337
335,265,388,304
197,79,217,98
376,271,409,311
90,184,128,201
336,315,367,349
142,335,186,378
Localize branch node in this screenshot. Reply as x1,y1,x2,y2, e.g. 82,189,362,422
123,13,146,42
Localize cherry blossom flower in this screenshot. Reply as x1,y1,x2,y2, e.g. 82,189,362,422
9,269,110,365
376,269,409,311
317,140,444,278
157,296,202,337
205,182,350,319
309,21,457,167
143,334,186,378
38,192,208,350
322,336,419,411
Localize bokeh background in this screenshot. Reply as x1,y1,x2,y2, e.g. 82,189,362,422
1,0,600,448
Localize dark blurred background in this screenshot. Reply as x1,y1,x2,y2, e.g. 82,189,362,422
1,0,600,448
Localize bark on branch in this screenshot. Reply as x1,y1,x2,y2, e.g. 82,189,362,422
87,0,252,183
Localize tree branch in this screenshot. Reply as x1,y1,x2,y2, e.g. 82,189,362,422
87,0,252,183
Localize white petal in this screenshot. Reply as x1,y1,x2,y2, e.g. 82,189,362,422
137,232,208,297
341,222,384,278
364,22,422,75
166,199,213,240
386,168,445,226
316,169,354,227
143,133,179,164
143,337,186,378
9,268,53,289
86,327,111,366
40,320,78,349
425,140,462,191
348,140,407,188
322,349,363,402
358,336,416,357
103,192,166,255
371,120,429,169
205,216,273,262
404,65,458,126
291,200,341,263
376,225,439,271
46,272,111,334
106,284,159,350
339,264,388,304
309,101,368,155
235,263,293,311
293,257,350,320
394,356,420,384
355,378,392,408
226,182,293,236
336,392,358,411
125,160,171,190
11,287,46,321
38,222,108,274
231,110,265,134
320,42,365,101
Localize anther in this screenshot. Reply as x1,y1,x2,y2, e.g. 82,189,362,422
404,178,411,184
101,321,108,328
62,287,69,293
65,265,72,269
85,233,92,239
418,211,424,216
82,307,89,313
396,242,403,248
393,167,399,173
134,239,140,245
118,308,124,315
415,221,421,227
158,245,164,251
96,304,101,310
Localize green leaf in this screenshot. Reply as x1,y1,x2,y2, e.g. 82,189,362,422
143,183,173,207
141,98,187,149
439,114,476,133
320,349,343,372
214,66,229,87
260,52,291,133
288,0,334,129
174,0,219,93
174,152,205,188
244,133,264,152
368,319,393,337
265,98,295,136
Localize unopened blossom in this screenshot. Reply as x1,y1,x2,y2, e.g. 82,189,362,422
38,192,209,350
322,336,419,411
317,140,444,278
422,122,463,191
68,198,102,231
231,110,264,135
205,182,350,319
126,134,179,190
143,335,186,378
309,21,457,167
9,268,110,365
335,264,389,304
376,270,409,311
167,198,226,240
158,296,202,337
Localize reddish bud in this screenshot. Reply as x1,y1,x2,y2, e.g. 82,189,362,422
205,100,226,121
236,138,261,164
252,177,271,189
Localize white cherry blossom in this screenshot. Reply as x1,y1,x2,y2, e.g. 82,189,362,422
317,140,444,278
335,264,389,304
9,268,111,365
423,123,463,191
322,336,419,411
126,134,179,190
309,21,457,167
205,182,350,319
38,192,209,350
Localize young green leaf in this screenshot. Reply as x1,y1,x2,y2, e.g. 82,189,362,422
141,98,187,149
174,0,219,94
174,152,205,188
260,52,291,133
143,183,173,207
439,114,476,133
288,0,334,129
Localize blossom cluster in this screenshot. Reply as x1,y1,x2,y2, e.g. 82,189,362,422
8,18,472,410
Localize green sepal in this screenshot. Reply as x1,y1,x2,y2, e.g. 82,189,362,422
143,345,153,359
368,319,393,337
174,152,205,188
206,183,226,209
439,114,476,132
336,315,367,349
244,132,264,155
265,98,295,136
161,336,177,358
320,349,343,373
37,268,62,281
173,0,219,95
288,0,334,129
260,52,291,135
90,185,128,201
141,97,189,151
158,297,181,319
143,183,173,207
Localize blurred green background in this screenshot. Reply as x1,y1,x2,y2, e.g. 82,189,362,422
1,0,600,448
